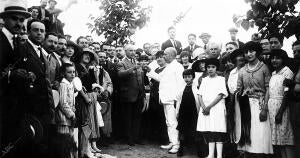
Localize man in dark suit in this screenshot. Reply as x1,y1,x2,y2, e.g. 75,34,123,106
161,26,182,54
183,33,201,57
11,20,55,158
117,44,145,146
0,0,31,152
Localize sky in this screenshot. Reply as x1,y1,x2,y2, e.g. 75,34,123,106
1,0,297,55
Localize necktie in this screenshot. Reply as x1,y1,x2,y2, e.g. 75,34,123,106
47,54,51,62
204,44,207,50
173,40,177,48
12,35,18,50
131,59,135,65
38,47,45,65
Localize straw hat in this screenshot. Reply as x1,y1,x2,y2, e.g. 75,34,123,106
0,0,31,18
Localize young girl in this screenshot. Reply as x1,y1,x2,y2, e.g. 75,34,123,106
197,58,228,158
175,69,200,157
56,63,77,158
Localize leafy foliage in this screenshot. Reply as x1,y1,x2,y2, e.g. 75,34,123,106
233,0,300,38
87,0,152,45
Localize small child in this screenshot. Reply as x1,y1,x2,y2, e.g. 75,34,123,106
196,58,228,158
56,63,77,158
175,69,200,157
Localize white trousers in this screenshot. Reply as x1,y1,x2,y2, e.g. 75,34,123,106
163,103,179,146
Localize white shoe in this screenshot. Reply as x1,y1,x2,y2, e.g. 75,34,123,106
160,143,173,150
168,145,179,154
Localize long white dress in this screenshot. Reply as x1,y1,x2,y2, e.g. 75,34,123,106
196,76,228,133
268,66,294,145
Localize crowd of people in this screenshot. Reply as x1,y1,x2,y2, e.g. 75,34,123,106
1,0,300,158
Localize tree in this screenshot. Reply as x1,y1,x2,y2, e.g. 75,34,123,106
87,0,152,45
233,0,300,39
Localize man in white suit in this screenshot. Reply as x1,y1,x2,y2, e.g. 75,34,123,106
146,47,185,154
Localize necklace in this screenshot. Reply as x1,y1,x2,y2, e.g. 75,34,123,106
247,60,259,71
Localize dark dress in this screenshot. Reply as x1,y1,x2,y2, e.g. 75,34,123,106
177,85,198,142
146,66,168,142
75,64,100,139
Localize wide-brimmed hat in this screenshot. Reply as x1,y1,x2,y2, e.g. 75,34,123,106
205,58,220,69
269,49,289,61
191,54,208,72
230,49,244,62
242,41,263,57
199,32,211,39
0,0,31,18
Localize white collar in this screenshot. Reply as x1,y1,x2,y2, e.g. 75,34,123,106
28,39,48,56
62,78,72,85
230,67,238,74
2,27,14,49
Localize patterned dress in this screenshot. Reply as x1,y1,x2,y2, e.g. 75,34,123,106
268,66,294,145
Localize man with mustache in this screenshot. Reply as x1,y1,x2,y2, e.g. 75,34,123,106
43,32,61,90
0,0,31,152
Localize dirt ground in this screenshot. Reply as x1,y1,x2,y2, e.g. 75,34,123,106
101,143,199,158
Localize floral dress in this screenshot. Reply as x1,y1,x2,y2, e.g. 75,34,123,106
268,66,294,145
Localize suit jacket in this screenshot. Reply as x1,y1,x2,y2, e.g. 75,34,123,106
14,41,54,122
117,57,145,102
47,52,61,85
161,39,182,54
0,30,18,97
183,44,201,56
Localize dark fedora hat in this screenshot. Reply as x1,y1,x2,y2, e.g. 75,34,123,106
0,0,31,18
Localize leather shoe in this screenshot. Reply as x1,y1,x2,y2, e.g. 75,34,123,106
160,143,173,150
168,145,179,154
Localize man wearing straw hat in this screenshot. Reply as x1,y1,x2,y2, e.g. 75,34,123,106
0,0,31,153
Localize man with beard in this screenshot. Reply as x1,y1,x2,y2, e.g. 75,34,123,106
43,32,60,89
0,0,31,152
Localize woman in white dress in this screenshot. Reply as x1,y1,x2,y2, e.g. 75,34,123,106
268,49,295,158
197,58,228,158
